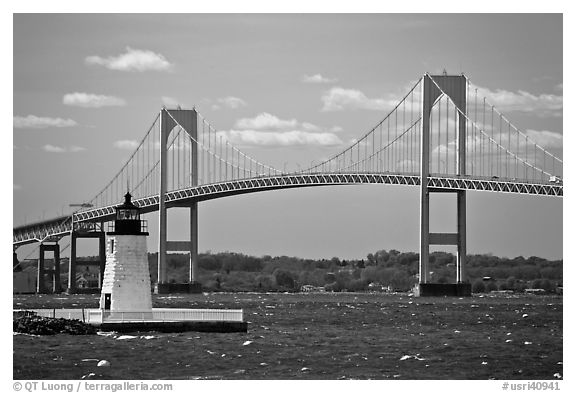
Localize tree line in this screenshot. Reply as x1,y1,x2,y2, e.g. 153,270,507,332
147,250,562,293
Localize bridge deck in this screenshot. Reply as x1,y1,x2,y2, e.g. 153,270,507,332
13,172,562,246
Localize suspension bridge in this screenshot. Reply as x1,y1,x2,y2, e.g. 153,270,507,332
13,74,563,295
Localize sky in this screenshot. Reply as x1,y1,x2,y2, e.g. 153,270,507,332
11,13,563,262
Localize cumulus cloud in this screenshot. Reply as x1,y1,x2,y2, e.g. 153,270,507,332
161,96,183,107
217,130,343,147
63,92,126,108
235,112,299,130
218,96,247,109
555,83,563,92
321,87,398,111
43,144,66,153
42,144,86,153
302,74,338,84
223,112,344,147
474,85,562,117
525,129,563,149
69,146,87,152
209,96,248,111
14,115,77,129
85,47,173,72
113,140,140,150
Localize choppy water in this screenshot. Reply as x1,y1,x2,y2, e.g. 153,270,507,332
13,292,563,380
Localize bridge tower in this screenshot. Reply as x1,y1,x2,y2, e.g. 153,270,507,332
156,108,201,294
418,74,471,296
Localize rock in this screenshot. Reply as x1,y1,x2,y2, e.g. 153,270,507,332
13,315,96,335
97,360,110,367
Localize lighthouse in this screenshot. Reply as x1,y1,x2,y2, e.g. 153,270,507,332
99,192,152,312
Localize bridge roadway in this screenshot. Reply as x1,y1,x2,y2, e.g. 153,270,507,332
13,171,562,246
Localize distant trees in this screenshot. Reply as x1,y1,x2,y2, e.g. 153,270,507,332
273,269,296,289
472,280,486,293
142,249,561,293
485,281,498,292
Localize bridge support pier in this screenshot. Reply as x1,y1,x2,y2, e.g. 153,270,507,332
37,242,61,294
67,230,106,294
156,108,201,294
417,74,471,297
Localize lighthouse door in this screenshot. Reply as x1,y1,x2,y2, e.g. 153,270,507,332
104,294,111,310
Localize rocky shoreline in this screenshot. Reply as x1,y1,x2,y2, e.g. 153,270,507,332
13,312,96,335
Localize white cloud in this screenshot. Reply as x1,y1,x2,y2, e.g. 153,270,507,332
208,96,248,111
525,129,563,149
302,74,338,84
225,113,343,147
63,92,126,108
113,140,140,150
235,113,298,130
85,47,173,72
43,144,66,153
395,159,419,172
217,96,247,109
301,122,322,132
554,83,563,92
217,130,343,147
161,96,183,107
321,87,397,111
69,146,87,152
14,115,77,129
42,144,86,153
474,85,562,117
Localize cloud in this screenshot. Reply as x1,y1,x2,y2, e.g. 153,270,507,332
321,87,398,111
218,96,247,109
554,83,563,92
43,144,66,153
85,47,173,72
474,85,562,117
235,112,298,130
63,92,126,108
161,96,183,107
302,74,338,84
217,130,343,147
113,140,140,150
301,122,322,132
223,112,343,147
210,96,248,111
14,115,77,129
525,129,562,149
42,144,86,153
69,146,87,152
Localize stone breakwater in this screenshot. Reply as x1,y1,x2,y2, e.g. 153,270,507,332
13,313,96,335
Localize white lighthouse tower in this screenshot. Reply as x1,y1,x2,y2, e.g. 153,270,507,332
99,192,152,312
